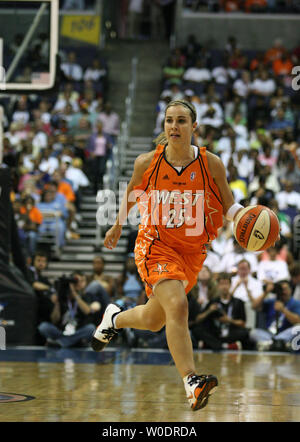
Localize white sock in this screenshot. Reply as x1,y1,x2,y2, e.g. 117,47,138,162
112,313,120,329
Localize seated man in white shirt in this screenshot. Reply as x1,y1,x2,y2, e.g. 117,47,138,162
231,259,264,329
276,180,300,212
61,51,83,82
183,58,211,83
256,245,290,285
218,240,259,275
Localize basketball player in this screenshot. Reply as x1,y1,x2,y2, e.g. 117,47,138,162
91,100,244,411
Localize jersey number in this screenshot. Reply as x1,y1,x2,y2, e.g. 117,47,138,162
166,208,186,228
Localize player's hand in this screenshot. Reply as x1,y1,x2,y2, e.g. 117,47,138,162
104,224,122,250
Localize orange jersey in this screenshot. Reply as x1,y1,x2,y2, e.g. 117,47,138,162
134,144,223,255
133,144,223,297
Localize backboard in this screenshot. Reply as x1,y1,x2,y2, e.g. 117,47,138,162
0,0,58,92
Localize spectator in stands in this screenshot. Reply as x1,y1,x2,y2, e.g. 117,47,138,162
12,100,31,125
191,266,218,311
290,264,300,301
27,251,57,342
162,56,185,87
211,220,234,258
227,165,248,203
228,48,248,71
51,170,79,240
116,254,144,309
267,107,294,135
258,143,277,169
264,38,287,66
83,58,107,83
249,175,275,206
219,242,259,275
38,272,97,348
182,34,202,66
231,259,264,329
18,196,43,258
189,273,249,351
272,52,293,77
60,51,83,82
89,255,114,295
87,121,112,193
183,58,212,85
233,70,251,100
249,280,300,351
38,146,60,175
37,187,67,249
97,102,120,143
250,69,276,98
211,58,237,85
251,163,281,195
257,245,290,284
244,0,267,13
276,180,300,212
63,158,90,209
70,116,93,145
198,96,223,129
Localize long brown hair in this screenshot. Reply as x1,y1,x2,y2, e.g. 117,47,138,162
153,99,197,146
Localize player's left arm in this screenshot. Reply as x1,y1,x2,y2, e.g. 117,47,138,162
206,151,237,215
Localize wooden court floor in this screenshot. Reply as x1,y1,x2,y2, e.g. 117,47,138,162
0,347,300,422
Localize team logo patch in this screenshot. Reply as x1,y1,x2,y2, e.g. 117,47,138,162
153,263,169,274
0,392,35,403
190,172,196,181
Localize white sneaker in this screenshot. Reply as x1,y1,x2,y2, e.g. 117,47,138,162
257,340,273,352
91,304,122,351
184,374,218,411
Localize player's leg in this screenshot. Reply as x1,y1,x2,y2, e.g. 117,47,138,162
154,279,218,411
153,279,194,378
91,296,165,351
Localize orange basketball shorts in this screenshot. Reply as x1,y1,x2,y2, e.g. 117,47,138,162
135,237,207,298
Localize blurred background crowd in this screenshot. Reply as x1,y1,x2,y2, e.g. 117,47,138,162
0,0,299,353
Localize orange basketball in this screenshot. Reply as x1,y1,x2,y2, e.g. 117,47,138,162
233,205,280,251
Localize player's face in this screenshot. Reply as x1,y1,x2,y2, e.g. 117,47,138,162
164,105,195,146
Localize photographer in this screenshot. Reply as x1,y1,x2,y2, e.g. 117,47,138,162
38,271,100,348
249,280,300,351
28,251,57,343
189,273,250,351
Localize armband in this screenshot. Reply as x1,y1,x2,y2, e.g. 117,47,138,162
225,203,244,221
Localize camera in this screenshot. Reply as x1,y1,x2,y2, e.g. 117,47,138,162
55,274,79,302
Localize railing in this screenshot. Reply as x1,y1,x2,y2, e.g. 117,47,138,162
97,56,138,246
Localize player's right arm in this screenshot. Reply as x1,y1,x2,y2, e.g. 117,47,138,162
103,150,155,250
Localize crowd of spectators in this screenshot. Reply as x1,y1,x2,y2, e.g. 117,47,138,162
151,33,300,353
183,0,300,13
1,47,120,261
2,30,300,353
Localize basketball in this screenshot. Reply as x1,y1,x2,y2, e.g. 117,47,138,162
233,205,280,251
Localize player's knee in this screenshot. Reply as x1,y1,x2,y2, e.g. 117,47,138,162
166,294,188,322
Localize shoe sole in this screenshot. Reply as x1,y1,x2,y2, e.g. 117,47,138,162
91,336,106,352
192,377,218,411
